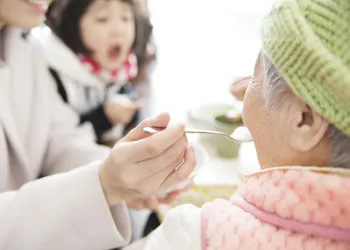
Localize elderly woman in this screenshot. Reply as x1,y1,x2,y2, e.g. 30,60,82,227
124,0,350,249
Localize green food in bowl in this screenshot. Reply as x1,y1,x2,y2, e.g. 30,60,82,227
213,119,243,158
188,103,243,158
214,115,242,125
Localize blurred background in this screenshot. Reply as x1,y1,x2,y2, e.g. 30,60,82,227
141,0,275,120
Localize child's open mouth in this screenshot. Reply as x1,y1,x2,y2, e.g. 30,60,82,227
108,45,122,61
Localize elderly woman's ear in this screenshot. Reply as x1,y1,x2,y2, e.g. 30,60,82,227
286,95,330,153
230,76,251,101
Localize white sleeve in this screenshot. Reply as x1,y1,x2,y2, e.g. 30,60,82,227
28,39,110,175
0,162,132,250
41,73,111,175
124,205,202,250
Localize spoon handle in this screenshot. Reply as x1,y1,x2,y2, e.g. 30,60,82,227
187,129,238,142
143,126,238,142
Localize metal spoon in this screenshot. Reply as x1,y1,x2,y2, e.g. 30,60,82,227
143,126,252,143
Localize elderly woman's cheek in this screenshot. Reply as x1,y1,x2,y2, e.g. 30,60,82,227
243,85,263,130
242,93,252,128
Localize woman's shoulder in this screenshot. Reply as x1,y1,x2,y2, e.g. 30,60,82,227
165,204,201,223
124,205,202,250
162,205,202,246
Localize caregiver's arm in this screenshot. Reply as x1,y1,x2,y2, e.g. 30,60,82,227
0,114,196,250
123,205,202,250
41,73,110,175
0,162,131,250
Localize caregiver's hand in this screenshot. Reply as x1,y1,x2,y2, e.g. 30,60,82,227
99,113,196,207
230,76,251,101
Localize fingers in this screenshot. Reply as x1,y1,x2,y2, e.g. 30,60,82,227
122,113,171,142
128,143,191,196
160,147,196,191
124,121,186,161
137,135,188,175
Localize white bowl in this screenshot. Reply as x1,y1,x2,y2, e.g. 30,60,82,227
156,142,208,197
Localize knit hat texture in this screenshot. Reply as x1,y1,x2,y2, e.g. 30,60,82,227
262,0,350,135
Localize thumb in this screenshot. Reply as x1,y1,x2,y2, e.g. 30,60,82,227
121,113,171,142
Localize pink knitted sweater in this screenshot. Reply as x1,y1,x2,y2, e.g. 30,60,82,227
202,167,350,250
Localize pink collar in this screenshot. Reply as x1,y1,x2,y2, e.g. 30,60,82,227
235,167,350,243
232,196,350,243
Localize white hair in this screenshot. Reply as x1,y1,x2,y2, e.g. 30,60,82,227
260,52,350,169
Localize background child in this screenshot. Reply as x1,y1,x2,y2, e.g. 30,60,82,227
36,0,153,143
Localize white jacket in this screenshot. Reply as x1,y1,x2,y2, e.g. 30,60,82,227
0,27,131,249
124,205,201,250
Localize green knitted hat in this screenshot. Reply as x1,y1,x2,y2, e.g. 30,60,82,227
261,0,350,136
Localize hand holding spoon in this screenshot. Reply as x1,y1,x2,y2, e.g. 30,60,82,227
143,126,252,143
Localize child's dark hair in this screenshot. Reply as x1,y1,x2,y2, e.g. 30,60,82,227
46,0,135,55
